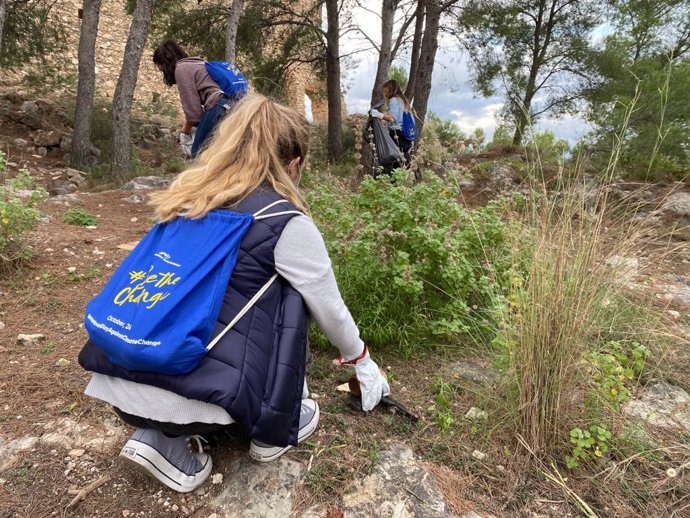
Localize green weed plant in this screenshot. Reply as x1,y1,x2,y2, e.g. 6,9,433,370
588,340,649,411
565,424,613,469
63,208,97,227
0,152,47,269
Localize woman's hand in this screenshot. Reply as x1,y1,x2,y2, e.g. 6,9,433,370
339,345,390,411
180,120,194,136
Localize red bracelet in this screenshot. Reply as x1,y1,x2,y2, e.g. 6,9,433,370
339,344,368,366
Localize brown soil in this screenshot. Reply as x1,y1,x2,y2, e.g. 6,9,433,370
1,92,689,518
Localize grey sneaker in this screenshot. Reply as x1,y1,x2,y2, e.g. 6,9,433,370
249,399,319,462
119,428,212,493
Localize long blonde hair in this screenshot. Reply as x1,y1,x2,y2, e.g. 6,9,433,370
150,94,310,222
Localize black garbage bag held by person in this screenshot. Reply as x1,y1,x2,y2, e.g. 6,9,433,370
363,107,405,177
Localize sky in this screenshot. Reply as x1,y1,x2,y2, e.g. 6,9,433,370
336,3,592,145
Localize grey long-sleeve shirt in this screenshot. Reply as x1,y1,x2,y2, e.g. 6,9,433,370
174,57,224,125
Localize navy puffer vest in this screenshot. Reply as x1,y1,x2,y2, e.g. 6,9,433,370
79,189,309,446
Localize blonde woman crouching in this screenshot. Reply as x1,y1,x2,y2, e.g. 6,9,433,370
79,94,390,493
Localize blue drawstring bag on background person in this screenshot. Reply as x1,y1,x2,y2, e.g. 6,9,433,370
205,61,248,100
84,209,254,375
401,111,417,141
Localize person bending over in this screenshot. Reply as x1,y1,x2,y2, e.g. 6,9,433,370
153,40,239,158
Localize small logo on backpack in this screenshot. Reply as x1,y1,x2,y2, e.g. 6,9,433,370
154,252,181,267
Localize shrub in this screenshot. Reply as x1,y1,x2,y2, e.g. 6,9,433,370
307,171,514,354
526,130,570,163
0,152,47,270
63,208,97,226
418,112,466,167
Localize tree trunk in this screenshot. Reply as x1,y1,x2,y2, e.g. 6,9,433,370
225,0,244,62
411,0,441,144
0,0,7,59
404,0,425,101
512,0,546,146
369,0,398,108
325,0,343,162
71,0,102,169
110,0,156,179
512,86,536,146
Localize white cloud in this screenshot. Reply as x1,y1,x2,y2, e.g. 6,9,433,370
450,103,503,136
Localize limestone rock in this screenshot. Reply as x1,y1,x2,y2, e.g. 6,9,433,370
672,217,690,241
123,194,146,204
40,417,125,451
464,407,488,421
654,275,690,309
341,442,461,518
48,193,81,205
444,361,500,388
48,179,77,196
17,333,46,346
604,255,639,281
487,164,517,191
0,436,39,471
662,192,690,217
64,168,87,186
471,450,486,461
12,137,30,148
121,175,173,191
211,455,305,518
20,101,39,114
624,380,690,433
32,130,62,147
60,137,73,151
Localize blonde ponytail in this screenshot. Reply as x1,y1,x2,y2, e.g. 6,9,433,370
150,94,310,222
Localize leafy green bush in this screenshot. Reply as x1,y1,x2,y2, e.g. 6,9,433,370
0,152,47,269
526,130,570,163
63,208,97,227
307,171,513,354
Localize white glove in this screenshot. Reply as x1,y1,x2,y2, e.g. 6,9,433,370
340,346,390,411
179,129,196,158
370,108,385,119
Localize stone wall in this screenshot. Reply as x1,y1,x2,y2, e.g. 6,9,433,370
54,0,179,109
16,0,339,123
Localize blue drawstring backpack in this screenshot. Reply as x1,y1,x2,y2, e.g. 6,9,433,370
205,61,248,100
401,110,417,141
84,200,298,375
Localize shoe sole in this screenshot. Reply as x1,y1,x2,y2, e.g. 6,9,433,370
119,439,212,493
249,403,320,462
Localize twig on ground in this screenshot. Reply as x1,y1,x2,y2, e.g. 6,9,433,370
66,474,111,508
404,486,426,503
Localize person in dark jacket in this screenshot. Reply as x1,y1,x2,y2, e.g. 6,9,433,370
79,94,390,493
153,40,236,158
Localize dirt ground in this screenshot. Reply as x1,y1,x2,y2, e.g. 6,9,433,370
2,89,690,517
0,182,484,517
1,172,689,517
